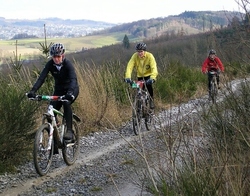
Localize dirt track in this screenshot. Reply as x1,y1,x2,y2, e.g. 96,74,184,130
0,78,244,196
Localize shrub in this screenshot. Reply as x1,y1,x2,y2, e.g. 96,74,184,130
0,78,38,173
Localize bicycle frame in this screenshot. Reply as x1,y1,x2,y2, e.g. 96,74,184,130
36,96,65,150
131,80,153,134
28,94,81,176
43,104,65,150
132,81,149,114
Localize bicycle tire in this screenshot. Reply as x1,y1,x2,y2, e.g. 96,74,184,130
144,98,154,131
62,120,80,165
211,78,217,104
33,124,54,176
132,97,142,135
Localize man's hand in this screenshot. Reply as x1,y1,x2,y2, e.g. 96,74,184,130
27,91,36,98
64,93,75,101
124,78,132,84
146,79,155,85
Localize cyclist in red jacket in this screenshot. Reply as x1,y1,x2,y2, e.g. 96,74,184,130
201,49,224,97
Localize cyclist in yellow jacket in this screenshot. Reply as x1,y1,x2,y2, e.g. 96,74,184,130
125,42,158,109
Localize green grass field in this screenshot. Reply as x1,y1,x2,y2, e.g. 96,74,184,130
0,32,139,57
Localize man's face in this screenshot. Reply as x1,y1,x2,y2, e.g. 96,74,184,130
209,54,215,60
52,55,63,64
137,50,145,58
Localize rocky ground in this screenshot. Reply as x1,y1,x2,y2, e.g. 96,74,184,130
0,100,204,196
0,117,162,196
0,78,242,196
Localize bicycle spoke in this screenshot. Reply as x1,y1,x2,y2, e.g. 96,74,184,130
132,97,143,135
62,121,80,165
211,78,217,104
33,124,53,176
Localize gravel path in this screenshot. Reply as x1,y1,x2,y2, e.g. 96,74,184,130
0,100,204,196
0,121,156,196
0,78,243,196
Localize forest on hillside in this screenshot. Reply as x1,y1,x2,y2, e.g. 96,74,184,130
70,18,248,72
93,10,243,38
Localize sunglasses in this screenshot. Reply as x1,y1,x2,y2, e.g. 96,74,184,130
137,50,144,53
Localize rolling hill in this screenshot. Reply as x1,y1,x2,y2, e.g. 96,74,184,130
93,10,243,39
0,10,244,58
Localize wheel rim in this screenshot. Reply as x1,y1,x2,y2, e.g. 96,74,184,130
132,99,142,135
62,121,80,165
33,125,53,176
211,81,217,103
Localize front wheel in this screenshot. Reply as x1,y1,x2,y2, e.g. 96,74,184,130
144,99,155,131
132,98,142,135
33,124,53,176
62,120,80,165
210,80,218,104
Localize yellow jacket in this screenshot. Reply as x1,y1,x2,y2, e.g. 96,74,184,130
125,51,158,80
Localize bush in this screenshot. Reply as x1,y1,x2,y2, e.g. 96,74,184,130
0,78,38,173
155,62,205,103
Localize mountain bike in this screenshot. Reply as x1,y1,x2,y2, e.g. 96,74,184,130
209,71,218,104
27,95,81,176
130,81,155,135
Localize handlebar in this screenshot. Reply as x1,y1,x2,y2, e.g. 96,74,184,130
130,81,145,89
208,71,218,75
26,94,68,102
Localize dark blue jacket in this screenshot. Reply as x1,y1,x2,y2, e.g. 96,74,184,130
32,58,79,94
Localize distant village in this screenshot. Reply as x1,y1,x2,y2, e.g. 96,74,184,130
0,22,114,40
0,17,115,40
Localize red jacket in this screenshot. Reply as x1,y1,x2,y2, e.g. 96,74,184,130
201,57,224,73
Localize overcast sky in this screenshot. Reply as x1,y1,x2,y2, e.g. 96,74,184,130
0,0,243,24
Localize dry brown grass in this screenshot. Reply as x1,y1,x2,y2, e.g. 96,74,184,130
0,45,40,58
191,84,207,99
73,61,128,134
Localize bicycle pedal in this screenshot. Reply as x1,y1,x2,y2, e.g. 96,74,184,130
66,142,75,147
64,138,75,144
53,149,59,155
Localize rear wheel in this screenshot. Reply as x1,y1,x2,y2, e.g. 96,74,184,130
132,98,142,135
62,121,80,165
33,124,53,176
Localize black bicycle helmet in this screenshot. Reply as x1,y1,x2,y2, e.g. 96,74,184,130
50,43,65,56
135,42,147,51
209,49,216,55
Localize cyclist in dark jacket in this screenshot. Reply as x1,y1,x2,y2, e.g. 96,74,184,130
27,43,79,141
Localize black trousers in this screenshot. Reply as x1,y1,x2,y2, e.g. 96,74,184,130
51,87,79,131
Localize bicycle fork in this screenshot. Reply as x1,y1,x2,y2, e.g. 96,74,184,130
52,123,65,149
137,94,143,117
47,123,54,151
